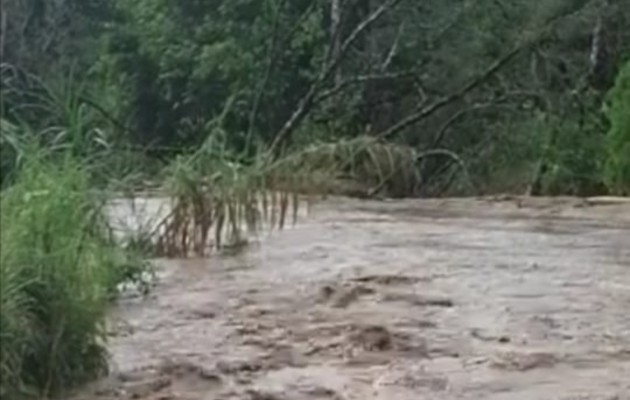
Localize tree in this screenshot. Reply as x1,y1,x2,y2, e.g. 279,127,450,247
3,0,630,195
604,60,630,194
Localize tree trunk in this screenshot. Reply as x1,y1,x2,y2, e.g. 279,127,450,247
588,0,618,92
331,0,342,85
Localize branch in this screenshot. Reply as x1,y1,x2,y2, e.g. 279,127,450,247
431,104,495,149
377,0,597,140
366,148,469,197
315,71,414,102
329,0,342,83
246,0,287,147
269,0,404,153
381,21,405,72
377,43,526,139
323,0,404,83
286,0,319,39
415,148,466,165
416,148,472,193
412,78,429,107
0,9,6,61
430,91,543,148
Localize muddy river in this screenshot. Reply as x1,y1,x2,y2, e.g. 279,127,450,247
76,196,630,400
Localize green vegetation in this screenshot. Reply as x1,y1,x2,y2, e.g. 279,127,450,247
3,0,629,196
0,144,148,399
0,0,629,397
604,61,630,194
3,0,630,196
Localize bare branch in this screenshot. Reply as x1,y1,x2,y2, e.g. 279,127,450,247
269,0,404,153
375,0,597,140
416,148,472,193
0,9,6,61
330,0,342,84
377,43,526,140
246,0,287,147
430,91,543,148
366,148,470,197
285,0,319,39
381,22,405,72
413,78,429,107
323,0,404,83
316,71,414,102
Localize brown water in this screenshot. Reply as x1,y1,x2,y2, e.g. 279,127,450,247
76,196,630,400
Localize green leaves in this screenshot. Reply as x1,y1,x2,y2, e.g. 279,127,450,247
98,0,327,150
0,148,150,398
604,61,630,194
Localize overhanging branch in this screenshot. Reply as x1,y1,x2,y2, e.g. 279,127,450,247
377,43,526,139
377,0,596,140
315,71,414,102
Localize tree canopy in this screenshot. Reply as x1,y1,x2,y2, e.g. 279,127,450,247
1,0,629,194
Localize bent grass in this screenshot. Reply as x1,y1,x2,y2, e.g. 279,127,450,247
154,134,468,257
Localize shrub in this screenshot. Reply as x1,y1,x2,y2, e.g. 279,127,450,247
0,148,144,398
604,61,630,194
541,114,607,196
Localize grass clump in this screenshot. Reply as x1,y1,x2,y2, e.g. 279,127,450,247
154,132,471,258
0,147,145,399
155,132,324,257
292,136,420,198
291,135,470,198
154,131,419,257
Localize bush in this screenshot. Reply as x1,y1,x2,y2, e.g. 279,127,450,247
0,148,144,398
604,61,630,194
541,114,607,196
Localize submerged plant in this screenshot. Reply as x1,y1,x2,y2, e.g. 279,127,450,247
154,130,469,257
155,132,310,257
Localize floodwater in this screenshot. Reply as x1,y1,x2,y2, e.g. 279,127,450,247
76,196,630,400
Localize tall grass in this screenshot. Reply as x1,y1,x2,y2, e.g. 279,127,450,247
1,68,155,398
0,63,476,400
0,145,146,398
155,132,318,257
0,68,473,399
1,64,152,189
153,132,470,257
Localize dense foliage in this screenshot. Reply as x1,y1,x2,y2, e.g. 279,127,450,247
0,146,148,399
604,60,630,193
0,1,629,396
2,0,629,195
